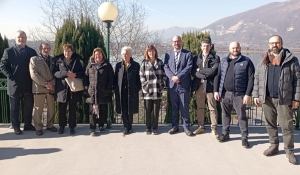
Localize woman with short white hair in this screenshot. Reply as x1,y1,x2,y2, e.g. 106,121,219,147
114,46,141,135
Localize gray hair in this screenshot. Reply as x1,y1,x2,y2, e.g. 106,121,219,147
121,46,132,55
15,30,27,38
39,42,51,52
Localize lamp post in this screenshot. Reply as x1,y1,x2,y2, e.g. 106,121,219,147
98,2,118,129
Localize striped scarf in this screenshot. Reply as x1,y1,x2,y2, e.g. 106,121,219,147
265,49,284,66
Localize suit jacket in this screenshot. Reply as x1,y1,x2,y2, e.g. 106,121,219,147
164,48,193,90
0,45,37,96
29,54,56,94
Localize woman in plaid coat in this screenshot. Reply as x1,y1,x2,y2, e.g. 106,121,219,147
139,45,167,135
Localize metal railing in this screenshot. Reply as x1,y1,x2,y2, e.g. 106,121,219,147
1,78,299,129
0,78,10,123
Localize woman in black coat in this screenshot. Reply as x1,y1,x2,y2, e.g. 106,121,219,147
53,44,84,135
84,47,114,136
114,46,141,135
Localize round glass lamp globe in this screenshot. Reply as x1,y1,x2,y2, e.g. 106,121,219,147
98,2,118,21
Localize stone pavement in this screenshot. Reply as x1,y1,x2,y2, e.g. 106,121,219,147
0,124,299,175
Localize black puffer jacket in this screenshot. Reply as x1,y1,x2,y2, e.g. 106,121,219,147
84,58,114,104
252,48,300,105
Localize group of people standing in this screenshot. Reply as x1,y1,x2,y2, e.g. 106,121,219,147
0,31,299,165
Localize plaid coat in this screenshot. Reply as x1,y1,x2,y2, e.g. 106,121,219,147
139,58,167,99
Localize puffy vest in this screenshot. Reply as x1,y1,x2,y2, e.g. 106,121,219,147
218,55,250,96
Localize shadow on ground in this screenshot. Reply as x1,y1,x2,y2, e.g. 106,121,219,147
0,125,299,143
0,147,61,160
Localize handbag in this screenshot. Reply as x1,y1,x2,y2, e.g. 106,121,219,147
65,60,84,92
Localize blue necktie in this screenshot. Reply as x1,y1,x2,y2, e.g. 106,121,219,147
175,51,179,74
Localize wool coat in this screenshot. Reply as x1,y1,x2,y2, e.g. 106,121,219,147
114,58,141,114
0,45,37,96
139,58,166,100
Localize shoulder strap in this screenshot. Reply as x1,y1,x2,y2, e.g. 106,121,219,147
71,60,77,71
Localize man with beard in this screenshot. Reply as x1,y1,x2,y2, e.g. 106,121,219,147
214,41,255,148
252,35,300,165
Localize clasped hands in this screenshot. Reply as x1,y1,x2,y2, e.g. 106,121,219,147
67,71,76,78
171,76,180,84
45,82,53,90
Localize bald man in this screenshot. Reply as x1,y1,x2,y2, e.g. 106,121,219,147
0,30,37,135
252,35,299,165
214,41,255,148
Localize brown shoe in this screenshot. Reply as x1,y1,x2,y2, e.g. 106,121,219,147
47,127,58,132
193,126,204,135
286,151,298,165
263,146,279,156
36,130,43,136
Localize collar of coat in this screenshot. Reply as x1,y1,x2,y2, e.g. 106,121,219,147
89,57,108,68
262,48,294,66
54,52,82,61
198,51,215,59
39,53,51,60
122,57,134,66
143,58,160,69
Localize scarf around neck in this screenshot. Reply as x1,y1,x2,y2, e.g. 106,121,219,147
266,49,284,66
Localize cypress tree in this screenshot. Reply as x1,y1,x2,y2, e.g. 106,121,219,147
0,34,4,57
0,34,9,78
3,36,9,49
53,16,106,123
53,16,106,67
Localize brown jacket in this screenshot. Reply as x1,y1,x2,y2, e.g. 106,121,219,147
29,54,55,94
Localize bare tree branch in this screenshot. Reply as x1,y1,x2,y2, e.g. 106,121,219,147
29,0,166,63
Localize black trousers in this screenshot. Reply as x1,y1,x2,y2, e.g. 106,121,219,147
121,89,133,130
9,93,34,129
144,99,161,129
89,104,107,129
58,99,77,128
220,91,248,139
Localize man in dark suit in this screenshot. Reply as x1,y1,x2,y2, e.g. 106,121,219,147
0,30,37,135
164,35,194,136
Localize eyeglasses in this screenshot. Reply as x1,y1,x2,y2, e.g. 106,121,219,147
42,48,51,50
268,42,281,45
172,40,181,43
